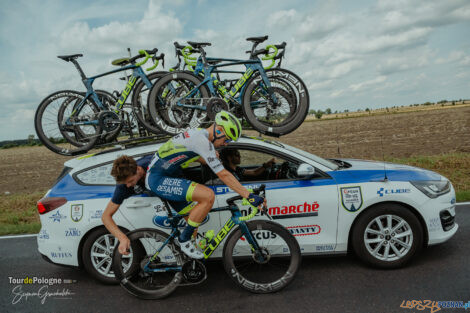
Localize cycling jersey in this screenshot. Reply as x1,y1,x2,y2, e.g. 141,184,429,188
146,128,223,214
148,128,224,176
111,155,153,205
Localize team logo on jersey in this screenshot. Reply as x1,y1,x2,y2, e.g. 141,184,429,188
71,204,83,222
341,186,363,212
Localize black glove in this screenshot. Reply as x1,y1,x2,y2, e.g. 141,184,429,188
247,193,264,207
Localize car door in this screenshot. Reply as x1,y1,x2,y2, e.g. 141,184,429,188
211,144,339,254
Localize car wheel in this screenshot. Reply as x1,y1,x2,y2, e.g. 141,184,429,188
82,227,143,284
351,203,423,268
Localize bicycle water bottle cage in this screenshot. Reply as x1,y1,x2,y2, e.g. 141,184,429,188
57,54,83,62
246,35,268,43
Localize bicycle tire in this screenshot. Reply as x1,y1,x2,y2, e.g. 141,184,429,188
222,220,301,293
147,71,209,135
131,71,167,134
34,90,101,155
242,68,309,136
112,228,183,300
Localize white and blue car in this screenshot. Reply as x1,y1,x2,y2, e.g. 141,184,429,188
36,136,457,284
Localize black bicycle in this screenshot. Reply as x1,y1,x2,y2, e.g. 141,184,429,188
112,185,301,299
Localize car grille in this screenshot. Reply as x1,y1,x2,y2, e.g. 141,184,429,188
440,209,455,231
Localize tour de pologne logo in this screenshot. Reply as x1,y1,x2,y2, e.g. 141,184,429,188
8,276,76,305
340,186,363,212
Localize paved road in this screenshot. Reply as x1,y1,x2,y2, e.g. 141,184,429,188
1,205,469,313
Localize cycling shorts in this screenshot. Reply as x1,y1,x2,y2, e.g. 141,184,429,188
146,171,198,214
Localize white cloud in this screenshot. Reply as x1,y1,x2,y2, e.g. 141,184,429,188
349,76,387,92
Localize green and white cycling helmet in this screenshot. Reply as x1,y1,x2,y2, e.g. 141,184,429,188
214,111,242,141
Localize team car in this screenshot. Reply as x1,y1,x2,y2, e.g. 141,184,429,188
36,136,458,284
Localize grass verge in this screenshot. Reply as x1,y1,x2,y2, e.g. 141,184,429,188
0,191,44,236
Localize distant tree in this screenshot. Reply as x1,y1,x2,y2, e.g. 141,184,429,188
365,108,371,114
315,110,324,119
309,109,316,115
344,109,349,113
452,101,455,105
325,108,332,115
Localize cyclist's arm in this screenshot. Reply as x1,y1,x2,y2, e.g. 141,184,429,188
244,158,275,177
101,201,127,242
216,169,250,198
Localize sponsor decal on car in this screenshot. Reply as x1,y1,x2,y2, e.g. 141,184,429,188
340,186,363,212
287,225,321,236
216,184,261,195
427,217,441,232
315,244,335,252
241,202,319,219
89,210,103,219
377,187,411,197
50,247,72,259
38,229,49,240
65,228,82,237
49,211,66,223
152,214,210,229
70,204,83,222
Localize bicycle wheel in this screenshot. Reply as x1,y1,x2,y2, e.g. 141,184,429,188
223,220,301,293
131,71,167,134
242,68,309,136
112,228,184,299
147,71,209,135
34,90,101,155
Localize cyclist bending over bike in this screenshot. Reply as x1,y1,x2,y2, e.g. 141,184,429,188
145,111,265,259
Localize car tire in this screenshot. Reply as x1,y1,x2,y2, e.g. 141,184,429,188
351,203,423,269
82,227,144,284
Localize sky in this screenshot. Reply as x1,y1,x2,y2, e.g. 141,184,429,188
0,0,469,140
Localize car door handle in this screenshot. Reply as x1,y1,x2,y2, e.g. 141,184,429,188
127,199,151,208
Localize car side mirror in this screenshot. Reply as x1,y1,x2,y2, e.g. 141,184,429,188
297,163,315,178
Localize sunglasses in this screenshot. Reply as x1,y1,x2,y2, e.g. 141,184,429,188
215,129,232,143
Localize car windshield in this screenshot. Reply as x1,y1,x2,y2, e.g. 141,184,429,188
280,142,338,170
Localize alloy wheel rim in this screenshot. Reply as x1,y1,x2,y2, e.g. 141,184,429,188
364,214,413,262
90,234,133,278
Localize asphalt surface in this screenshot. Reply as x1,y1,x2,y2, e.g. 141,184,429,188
1,205,469,313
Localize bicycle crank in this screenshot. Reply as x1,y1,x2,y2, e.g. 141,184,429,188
182,260,206,283
206,98,229,120
98,111,122,132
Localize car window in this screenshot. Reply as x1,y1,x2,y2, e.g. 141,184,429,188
213,148,300,184
75,162,115,185
74,155,149,186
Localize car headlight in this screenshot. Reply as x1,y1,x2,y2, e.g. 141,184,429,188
410,180,451,198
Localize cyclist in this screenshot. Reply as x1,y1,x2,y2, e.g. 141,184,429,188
102,154,153,257
220,148,275,181
145,111,265,259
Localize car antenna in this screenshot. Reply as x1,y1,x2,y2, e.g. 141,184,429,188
380,135,388,182
335,125,341,157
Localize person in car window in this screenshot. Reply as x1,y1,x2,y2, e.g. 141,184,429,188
220,148,275,181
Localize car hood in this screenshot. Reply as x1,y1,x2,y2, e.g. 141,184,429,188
326,158,442,184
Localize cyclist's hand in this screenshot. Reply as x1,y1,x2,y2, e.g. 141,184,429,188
118,236,131,255
247,193,265,209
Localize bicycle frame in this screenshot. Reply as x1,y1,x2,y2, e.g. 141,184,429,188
171,56,276,111
144,204,262,273
65,64,153,126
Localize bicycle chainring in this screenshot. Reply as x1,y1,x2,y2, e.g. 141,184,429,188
206,98,229,120
182,260,206,283
98,111,121,132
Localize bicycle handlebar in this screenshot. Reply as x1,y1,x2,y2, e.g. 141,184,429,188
226,185,267,221
131,48,158,67
147,53,165,71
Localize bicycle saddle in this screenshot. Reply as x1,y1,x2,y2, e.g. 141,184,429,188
246,35,268,43
57,54,83,62
187,41,211,48
111,57,130,66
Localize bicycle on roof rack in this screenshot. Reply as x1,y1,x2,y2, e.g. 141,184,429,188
112,184,301,299
34,48,166,156
147,35,309,137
